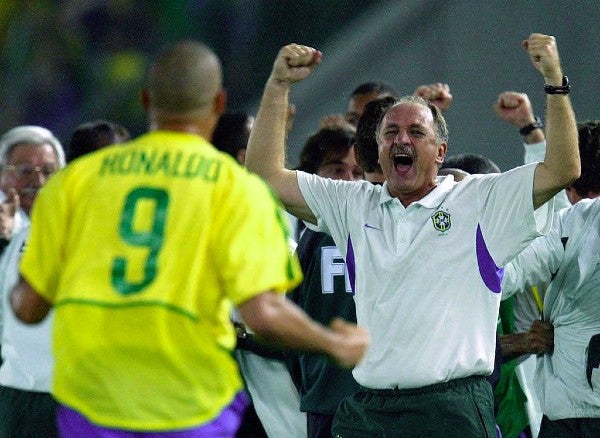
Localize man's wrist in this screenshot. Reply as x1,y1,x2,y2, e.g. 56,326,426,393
267,76,293,91
544,75,570,95
519,116,544,136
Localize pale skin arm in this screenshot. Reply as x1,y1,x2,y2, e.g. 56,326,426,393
10,276,51,324
238,291,369,368
245,44,323,224
524,33,580,209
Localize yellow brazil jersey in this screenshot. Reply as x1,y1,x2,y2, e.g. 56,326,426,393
19,131,302,431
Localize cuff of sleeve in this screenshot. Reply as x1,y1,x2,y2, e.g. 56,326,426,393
523,140,547,165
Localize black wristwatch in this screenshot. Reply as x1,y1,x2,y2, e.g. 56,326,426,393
519,116,543,136
544,75,570,95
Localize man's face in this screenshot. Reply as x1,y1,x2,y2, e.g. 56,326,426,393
377,102,446,202
317,146,364,181
0,143,59,214
346,91,385,127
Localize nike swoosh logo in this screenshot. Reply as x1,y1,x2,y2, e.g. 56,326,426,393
364,223,381,230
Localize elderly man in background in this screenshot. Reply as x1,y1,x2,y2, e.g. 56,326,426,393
0,125,65,437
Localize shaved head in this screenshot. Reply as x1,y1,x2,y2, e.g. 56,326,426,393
147,41,222,116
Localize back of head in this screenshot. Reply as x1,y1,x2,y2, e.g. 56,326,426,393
297,127,355,175
346,81,399,126
572,120,600,197
350,81,399,100
212,111,253,160
441,153,500,174
355,96,397,173
0,125,66,167
147,40,222,117
67,120,131,162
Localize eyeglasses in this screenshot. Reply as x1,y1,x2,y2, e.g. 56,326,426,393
2,164,58,179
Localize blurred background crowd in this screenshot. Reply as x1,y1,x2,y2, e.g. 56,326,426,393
0,0,372,141
0,0,598,171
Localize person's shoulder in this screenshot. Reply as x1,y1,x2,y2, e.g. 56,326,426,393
300,171,377,196
220,162,280,207
563,197,600,220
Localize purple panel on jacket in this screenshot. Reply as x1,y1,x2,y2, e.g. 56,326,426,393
476,224,504,293
346,235,356,295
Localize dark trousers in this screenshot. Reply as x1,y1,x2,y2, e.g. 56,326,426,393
332,376,496,438
307,412,334,438
236,401,268,438
0,384,58,438
538,415,600,438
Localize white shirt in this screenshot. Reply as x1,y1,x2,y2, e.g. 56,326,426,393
297,163,552,389
0,200,28,339
0,227,54,392
503,198,600,419
511,141,571,334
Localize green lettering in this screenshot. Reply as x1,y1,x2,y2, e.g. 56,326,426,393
205,160,221,182
100,153,119,175
185,154,202,177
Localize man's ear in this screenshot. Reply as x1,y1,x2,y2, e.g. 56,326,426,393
353,143,362,166
141,89,150,112
436,142,448,165
565,185,580,204
214,88,227,117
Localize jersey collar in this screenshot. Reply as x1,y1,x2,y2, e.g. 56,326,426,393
379,175,455,208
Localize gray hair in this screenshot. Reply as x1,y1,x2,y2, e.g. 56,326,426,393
0,126,66,168
377,95,449,144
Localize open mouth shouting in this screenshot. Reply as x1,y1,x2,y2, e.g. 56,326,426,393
392,148,414,173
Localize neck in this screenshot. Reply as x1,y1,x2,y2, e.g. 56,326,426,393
148,112,217,141
392,182,438,208
364,170,385,184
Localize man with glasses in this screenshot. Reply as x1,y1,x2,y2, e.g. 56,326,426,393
0,125,65,437
0,126,64,250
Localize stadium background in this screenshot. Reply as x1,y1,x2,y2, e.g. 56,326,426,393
0,0,598,171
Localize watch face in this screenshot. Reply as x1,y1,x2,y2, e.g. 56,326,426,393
544,76,571,95
519,117,543,136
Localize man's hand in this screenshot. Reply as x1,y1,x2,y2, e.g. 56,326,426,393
0,188,19,239
495,92,537,128
328,318,370,368
10,276,52,324
523,319,554,355
495,91,545,144
270,43,322,86
499,319,554,361
414,83,453,111
522,33,563,84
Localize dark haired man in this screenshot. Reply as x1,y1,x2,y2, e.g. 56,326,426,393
289,125,363,437
344,81,398,127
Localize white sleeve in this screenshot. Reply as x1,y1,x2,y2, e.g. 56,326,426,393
523,140,547,165
476,163,553,266
501,210,565,299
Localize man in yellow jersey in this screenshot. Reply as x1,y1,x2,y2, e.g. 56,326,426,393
9,40,369,438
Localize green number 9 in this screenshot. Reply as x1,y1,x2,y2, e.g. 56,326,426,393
112,187,169,295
